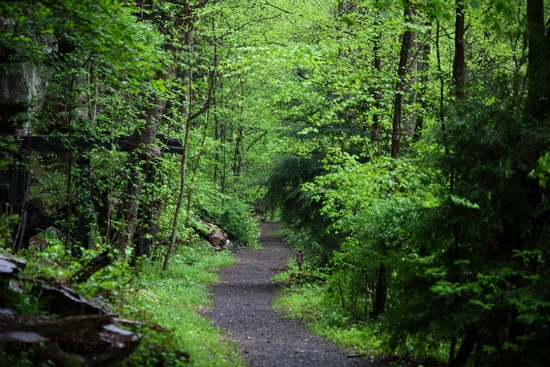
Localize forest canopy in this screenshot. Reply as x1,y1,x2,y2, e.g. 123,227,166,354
1,0,550,366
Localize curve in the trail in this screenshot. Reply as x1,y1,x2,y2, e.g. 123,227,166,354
206,222,379,367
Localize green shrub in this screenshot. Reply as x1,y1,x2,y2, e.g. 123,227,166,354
219,198,260,246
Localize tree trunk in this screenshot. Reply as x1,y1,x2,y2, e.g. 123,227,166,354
526,0,550,119
372,30,382,147
403,32,419,137
372,263,387,317
413,41,430,142
452,0,465,99
117,106,162,253
185,112,211,229
233,124,243,176
163,21,195,271
163,0,213,270
164,111,192,271
391,0,414,159
116,0,166,254
447,2,466,363
450,329,477,367
374,1,414,317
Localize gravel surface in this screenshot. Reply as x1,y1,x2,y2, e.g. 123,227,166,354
206,222,386,367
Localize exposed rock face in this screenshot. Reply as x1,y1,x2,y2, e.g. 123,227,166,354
0,60,41,134
0,17,55,134
0,62,40,105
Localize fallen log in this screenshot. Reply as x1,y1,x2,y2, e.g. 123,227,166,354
69,250,112,285
32,283,109,316
0,255,142,366
0,254,26,280
0,311,112,336
201,221,230,251
0,312,141,367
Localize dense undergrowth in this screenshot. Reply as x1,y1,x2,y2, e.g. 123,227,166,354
1,241,245,367
272,262,447,365
120,245,244,367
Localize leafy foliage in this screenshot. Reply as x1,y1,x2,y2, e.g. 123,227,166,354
120,244,242,367
3,0,550,365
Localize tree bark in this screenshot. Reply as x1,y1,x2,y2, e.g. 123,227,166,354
372,29,382,147
163,22,195,271
116,0,165,254
447,3,466,363
452,0,465,99
372,263,387,317
526,0,550,119
391,0,414,159
163,0,214,270
450,329,477,367
374,1,414,317
233,124,243,176
117,106,162,253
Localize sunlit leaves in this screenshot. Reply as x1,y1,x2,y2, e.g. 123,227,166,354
529,151,550,188
301,155,441,252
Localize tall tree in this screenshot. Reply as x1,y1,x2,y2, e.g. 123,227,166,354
390,0,414,159
164,0,215,271
373,0,416,318
452,0,465,99
526,0,550,119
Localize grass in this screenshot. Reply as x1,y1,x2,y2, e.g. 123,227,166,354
119,244,245,367
261,222,290,239
272,266,383,357
272,266,450,366
0,237,245,367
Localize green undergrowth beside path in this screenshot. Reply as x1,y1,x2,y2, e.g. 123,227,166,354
273,269,382,357
120,245,245,367
273,267,448,365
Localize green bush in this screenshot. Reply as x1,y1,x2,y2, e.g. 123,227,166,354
219,198,260,246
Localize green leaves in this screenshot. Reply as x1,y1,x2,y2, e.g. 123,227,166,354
529,151,550,188
450,194,480,209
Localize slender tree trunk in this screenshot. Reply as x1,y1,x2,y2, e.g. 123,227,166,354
450,330,478,367
116,0,166,254
373,0,414,317
403,32,419,137
213,88,219,184
413,40,430,142
117,107,163,253
448,3,466,364
526,0,549,119
164,111,192,271
372,29,382,147
391,0,414,159
233,124,243,176
163,17,195,271
452,0,465,99
184,112,211,229
220,119,227,194
372,263,387,317
163,1,213,270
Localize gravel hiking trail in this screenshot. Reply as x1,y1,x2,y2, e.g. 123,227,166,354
206,222,386,367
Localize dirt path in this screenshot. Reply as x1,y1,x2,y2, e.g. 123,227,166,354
206,222,381,367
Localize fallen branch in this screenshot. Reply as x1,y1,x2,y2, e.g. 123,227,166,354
69,250,112,284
